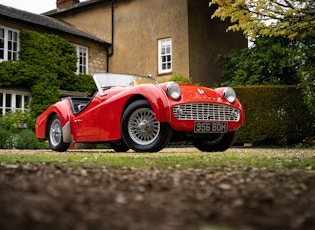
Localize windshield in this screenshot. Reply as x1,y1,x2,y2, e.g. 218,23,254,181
93,73,157,92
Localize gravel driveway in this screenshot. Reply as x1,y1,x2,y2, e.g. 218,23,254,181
0,148,315,230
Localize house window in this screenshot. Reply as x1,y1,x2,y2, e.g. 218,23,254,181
0,91,31,115
75,45,88,74
158,38,172,74
0,26,19,62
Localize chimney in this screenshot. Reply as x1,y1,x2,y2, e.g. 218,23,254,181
57,0,80,10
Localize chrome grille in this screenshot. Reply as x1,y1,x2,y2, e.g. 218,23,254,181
173,103,240,121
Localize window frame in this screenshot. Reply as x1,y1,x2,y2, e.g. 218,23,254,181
74,44,89,75
158,38,172,74
0,26,19,62
0,90,31,115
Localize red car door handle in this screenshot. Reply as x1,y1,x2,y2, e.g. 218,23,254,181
74,119,82,123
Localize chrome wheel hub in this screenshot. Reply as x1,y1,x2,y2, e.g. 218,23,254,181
128,108,160,145
50,119,62,147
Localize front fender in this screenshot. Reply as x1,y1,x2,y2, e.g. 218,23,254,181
137,84,171,122
98,84,171,141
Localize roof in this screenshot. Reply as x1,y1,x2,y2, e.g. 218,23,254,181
0,3,110,45
45,0,109,16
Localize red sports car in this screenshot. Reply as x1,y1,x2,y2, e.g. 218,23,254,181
36,73,245,152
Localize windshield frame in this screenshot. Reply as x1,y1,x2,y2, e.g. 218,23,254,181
93,73,157,96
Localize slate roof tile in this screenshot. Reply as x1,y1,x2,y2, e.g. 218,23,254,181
0,3,110,45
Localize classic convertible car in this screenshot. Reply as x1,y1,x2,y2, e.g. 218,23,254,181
36,73,245,152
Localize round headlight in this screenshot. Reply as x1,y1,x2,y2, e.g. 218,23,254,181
223,87,236,103
166,82,181,100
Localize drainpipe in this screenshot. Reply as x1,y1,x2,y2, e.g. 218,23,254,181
106,0,115,72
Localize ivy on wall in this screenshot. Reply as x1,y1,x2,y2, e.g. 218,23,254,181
0,30,96,116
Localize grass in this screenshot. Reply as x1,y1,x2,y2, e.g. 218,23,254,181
0,147,314,171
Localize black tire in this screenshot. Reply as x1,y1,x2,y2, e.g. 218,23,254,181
121,100,173,152
110,141,130,152
192,131,237,152
47,114,70,152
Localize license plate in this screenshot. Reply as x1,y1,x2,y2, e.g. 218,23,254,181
194,122,227,133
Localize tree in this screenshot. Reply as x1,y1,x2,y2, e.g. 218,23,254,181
210,0,315,40
210,0,315,115
219,36,302,86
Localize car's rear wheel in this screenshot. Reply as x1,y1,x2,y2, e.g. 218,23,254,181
192,131,236,152
110,141,130,152
47,114,70,152
121,100,172,152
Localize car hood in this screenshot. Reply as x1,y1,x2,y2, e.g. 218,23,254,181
177,84,221,102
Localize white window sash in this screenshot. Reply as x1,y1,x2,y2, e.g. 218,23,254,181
0,91,31,115
0,26,19,62
158,38,172,74
74,44,89,74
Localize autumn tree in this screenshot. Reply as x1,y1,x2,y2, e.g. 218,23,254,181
210,0,315,115
210,0,315,39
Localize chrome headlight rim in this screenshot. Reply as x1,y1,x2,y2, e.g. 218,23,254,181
223,87,236,103
166,82,181,100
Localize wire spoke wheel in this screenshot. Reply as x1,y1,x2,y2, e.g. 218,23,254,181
128,108,160,145
121,100,172,152
49,119,63,147
47,114,70,152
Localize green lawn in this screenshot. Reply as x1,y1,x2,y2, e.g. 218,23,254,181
0,147,314,171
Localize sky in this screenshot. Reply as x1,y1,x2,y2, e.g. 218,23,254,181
0,0,56,14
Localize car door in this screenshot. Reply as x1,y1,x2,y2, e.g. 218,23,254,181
73,97,101,142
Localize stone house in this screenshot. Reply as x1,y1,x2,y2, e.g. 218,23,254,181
47,0,247,86
0,0,247,115
0,4,110,115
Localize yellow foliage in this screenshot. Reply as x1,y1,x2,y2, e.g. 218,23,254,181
210,0,315,40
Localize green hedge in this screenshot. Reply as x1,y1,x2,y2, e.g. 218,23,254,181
234,85,315,146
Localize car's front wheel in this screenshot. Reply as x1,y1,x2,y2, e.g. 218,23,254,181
121,100,172,152
192,131,237,152
47,114,70,152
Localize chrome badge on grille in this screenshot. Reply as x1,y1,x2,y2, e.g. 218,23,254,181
197,88,205,94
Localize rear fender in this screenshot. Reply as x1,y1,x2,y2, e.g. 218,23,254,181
35,100,73,143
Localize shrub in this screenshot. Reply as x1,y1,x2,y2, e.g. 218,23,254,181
0,111,47,149
169,74,193,84
234,85,314,146
15,129,48,149
2,111,35,133
0,129,14,149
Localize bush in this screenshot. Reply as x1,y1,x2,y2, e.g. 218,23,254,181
0,111,47,149
15,129,48,149
234,85,314,146
0,129,14,149
169,74,193,84
1,110,35,133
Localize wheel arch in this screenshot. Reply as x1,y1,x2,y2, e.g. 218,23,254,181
122,92,171,122
45,112,73,143
122,94,147,113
